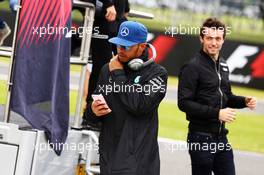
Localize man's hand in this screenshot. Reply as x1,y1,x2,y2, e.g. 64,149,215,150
109,56,123,71
219,108,236,123
91,100,111,117
245,96,257,110
105,5,116,22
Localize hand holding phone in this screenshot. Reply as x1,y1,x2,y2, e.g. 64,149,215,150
91,94,111,116
92,94,109,107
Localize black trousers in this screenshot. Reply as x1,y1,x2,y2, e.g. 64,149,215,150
187,132,235,175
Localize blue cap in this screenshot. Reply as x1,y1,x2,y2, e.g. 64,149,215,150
109,21,148,47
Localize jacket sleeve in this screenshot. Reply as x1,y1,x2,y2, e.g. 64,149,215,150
226,80,246,109
110,68,167,116
102,0,114,9
177,63,219,120
85,65,108,123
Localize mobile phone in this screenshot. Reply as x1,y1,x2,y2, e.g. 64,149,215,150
92,94,109,108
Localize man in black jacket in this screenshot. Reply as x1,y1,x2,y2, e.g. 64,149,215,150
178,18,257,175
85,21,167,175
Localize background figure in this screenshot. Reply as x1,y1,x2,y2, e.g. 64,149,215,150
82,0,130,126
0,0,18,46
109,0,130,55
0,0,11,46
9,0,18,12
71,0,116,127
0,19,11,46
87,0,130,102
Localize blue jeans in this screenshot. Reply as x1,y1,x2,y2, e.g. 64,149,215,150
187,132,235,175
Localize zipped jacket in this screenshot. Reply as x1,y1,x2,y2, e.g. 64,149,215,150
178,50,246,134
86,56,168,174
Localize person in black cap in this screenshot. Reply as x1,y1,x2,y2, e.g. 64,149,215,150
85,21,167,175
178,17,257,175
79,0,130,124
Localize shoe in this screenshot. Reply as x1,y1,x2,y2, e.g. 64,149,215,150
0,22,11,46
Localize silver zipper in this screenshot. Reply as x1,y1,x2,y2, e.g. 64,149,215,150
214,61,223,135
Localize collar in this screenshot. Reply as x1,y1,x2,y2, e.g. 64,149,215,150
199,49,220,65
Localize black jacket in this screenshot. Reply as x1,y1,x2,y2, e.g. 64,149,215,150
178,50,246,134
86,57,167,175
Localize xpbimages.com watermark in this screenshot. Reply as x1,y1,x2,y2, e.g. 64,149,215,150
164,142,232,154
98,82,166,95
32,24,100,38
35,140,99,154
164,25,232,37
97,74,166,96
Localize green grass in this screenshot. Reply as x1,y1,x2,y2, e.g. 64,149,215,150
0,0,9,10
70,90,77,116
158,102,188,140
0,56,79,115
0,79,78,115
1,1,264,44
70,65,82,72
0,56,82,73
167,77,264,100
1,63,264,153
129,5,264,44
132,17,264,44
227,112,264,153
232,86,264,99
167,76,178,87
0,79,78,116
158,102,264,153
1,80,264,152
0,81,7,104
0,57,10,64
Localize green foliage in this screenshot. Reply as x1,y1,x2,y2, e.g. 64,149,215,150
158,102,264,153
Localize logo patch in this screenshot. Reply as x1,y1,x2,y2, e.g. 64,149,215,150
134,76,141,84
121,27,129,36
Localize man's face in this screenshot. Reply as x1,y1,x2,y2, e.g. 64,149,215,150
117,43,146,63
200,27,225,59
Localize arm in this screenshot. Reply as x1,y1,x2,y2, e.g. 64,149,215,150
224,67,246,108
102,0,116,21
85,65,110,123
226,84,246,109
177,63,219,120
227,90,257,110
82,69,90,111
226,85,257,110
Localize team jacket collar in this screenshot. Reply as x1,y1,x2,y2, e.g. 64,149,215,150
199,49,221,66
